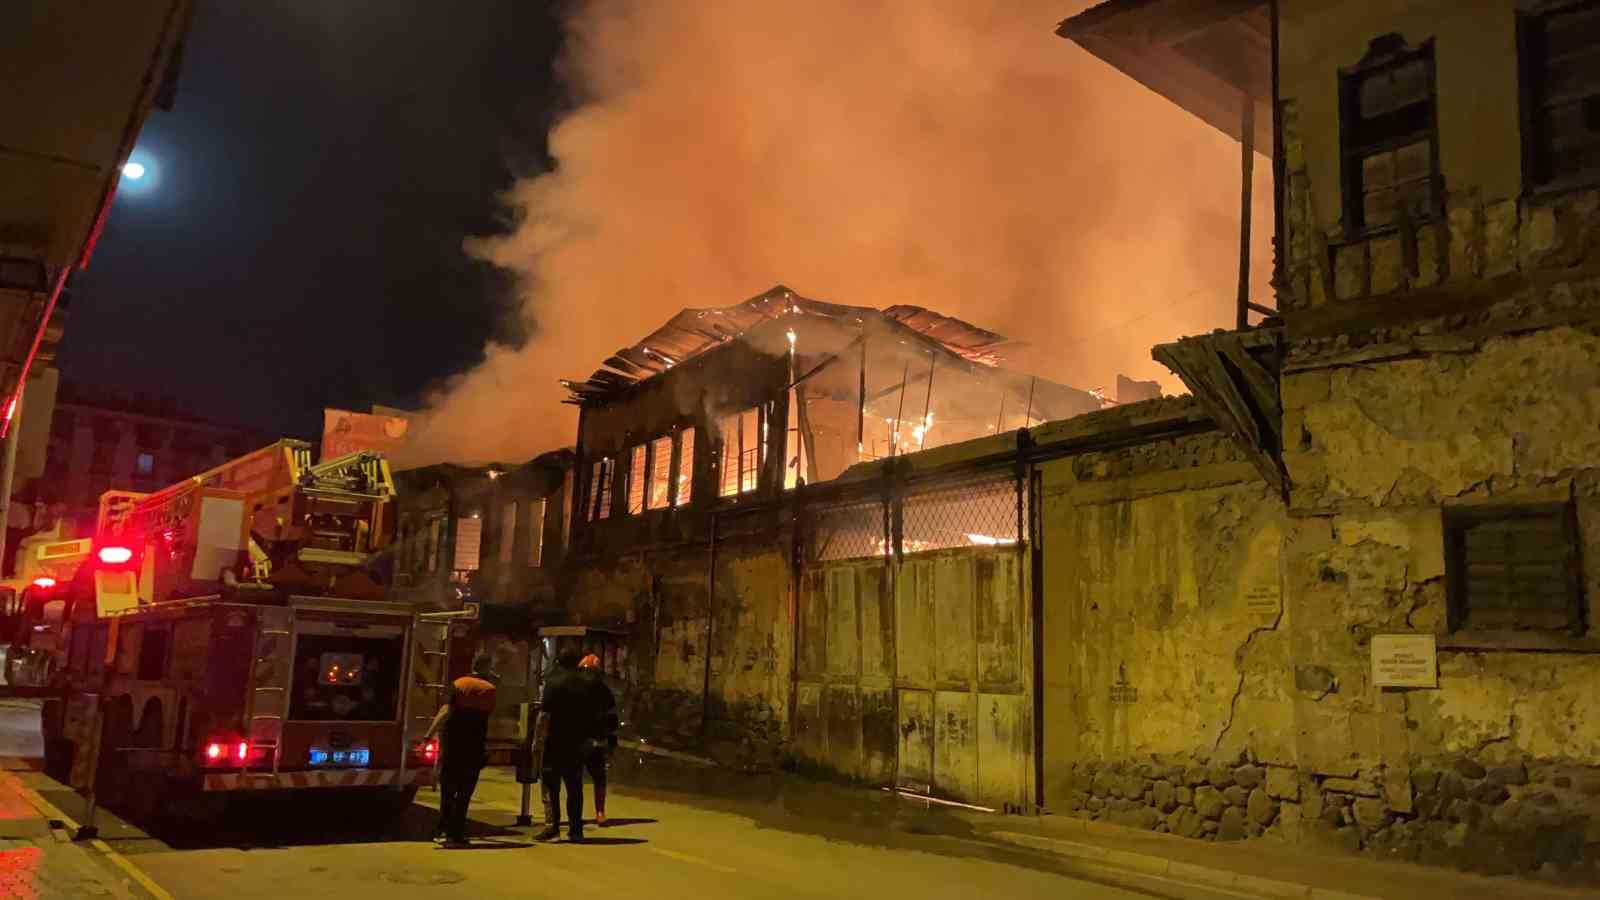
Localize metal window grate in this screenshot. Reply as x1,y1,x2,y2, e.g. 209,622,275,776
1446,505,1582,633
900,474,1025,555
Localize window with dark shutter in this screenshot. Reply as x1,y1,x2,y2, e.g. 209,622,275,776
1340,36,1439,233
1444,504,1584,634
1521,1,1600,189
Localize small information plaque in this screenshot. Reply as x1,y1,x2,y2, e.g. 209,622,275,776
1372,634,1438,688
1245,583,1281,620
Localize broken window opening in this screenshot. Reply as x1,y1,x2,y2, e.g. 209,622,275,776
587,458,614,521
649,435,673,510
1521,2,1600,188
674,427,695,507
452,515,482,572
785,386,810,490
498,501,517,566
528,498,546,567
1341,38,1438,233
426,516,443,573
718,408,763,498
627,445,647,515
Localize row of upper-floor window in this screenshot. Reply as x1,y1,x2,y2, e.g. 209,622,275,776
584,396,839,523
1339,3,1600,234
394,494,557,579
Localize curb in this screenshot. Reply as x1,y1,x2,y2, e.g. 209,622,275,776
991,831,1377,900
5,774,175,900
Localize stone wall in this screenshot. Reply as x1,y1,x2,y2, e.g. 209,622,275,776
1275,322,1600,879
1064,754,1298,842
1039,427,1291,807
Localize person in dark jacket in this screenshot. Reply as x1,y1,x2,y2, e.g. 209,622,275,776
577,654,618,825
537,648,603,842
423,653,498,848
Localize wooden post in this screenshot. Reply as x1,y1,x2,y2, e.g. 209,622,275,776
1236,93,1257,331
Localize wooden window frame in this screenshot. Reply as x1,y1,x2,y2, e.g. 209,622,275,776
1442,502,1585,639
648,435,674,511
587,457,614,522
1339,35,1441,237
674,426,696,508
1518,1,1600,193
625,444,647,516
718,408,765,499
527,497,546,567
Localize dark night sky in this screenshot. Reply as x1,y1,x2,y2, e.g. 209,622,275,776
62,1,564,439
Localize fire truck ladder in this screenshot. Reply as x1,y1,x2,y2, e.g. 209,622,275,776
407,614,453,749
248,607,294,773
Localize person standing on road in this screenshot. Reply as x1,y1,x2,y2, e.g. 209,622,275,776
537,648,602,842
577,654,618,826
423,653,498,848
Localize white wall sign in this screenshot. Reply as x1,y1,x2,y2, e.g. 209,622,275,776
1372,633,1438,689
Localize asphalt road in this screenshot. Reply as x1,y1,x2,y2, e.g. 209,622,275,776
0,703,1151,899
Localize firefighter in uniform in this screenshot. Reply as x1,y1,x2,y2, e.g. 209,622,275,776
424,653,498,848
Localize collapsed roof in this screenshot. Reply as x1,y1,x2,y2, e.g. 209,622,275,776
562,284,1038,404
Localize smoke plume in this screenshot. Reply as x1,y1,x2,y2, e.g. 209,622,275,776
401,0,1274,466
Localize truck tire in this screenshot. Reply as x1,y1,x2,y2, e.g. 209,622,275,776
383,784,420,816
42,738,74,783
94,702,133,810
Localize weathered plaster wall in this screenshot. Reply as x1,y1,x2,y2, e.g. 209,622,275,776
1040,428,1295,836
1277,324,1600,876
564,539,793,765
706,540,793,766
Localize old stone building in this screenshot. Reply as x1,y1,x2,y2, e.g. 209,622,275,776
390,450,572,742
521,0,1600,881
560,288,1107,774
1046,0,1600,880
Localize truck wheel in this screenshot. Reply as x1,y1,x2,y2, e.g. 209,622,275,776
42,738,74,782
94,704,133,810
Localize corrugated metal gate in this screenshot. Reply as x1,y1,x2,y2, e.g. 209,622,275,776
794,472,1032,810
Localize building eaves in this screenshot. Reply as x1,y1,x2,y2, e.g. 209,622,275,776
1057,0,1272,150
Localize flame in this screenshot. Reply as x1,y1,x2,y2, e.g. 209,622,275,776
965,533,1016,546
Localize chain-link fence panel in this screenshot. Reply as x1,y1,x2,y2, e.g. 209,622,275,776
899,473,1025,554
806,497,888,562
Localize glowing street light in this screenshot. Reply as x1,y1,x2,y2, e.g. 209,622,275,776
122,161,146,180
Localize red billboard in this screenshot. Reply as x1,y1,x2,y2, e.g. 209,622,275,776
321,408,411,461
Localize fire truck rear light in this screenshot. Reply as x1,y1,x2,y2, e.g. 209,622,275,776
30,577,55,589
97,546,133,565
235,741,249,763
205,742,224,762
414,739,438,765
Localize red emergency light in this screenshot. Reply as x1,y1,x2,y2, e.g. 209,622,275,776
203,738,251,766
30,576,55,589
97,546,133,565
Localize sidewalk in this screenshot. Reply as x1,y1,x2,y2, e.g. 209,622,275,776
964,808,1597,900
601,748,1597,900
0,757,160,899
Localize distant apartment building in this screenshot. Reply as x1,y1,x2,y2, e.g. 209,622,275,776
38,381,266,529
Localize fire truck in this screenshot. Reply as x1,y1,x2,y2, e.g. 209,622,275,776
37,440,475,821
1,527,93,687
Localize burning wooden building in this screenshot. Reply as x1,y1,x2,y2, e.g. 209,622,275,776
565,284,1101,543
